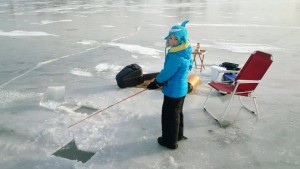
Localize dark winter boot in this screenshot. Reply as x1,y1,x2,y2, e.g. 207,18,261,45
178,135,188,141
157,137,178,149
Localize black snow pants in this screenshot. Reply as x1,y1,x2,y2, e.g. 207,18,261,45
161,95,185,145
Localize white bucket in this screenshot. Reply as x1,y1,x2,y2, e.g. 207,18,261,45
210,66,226,82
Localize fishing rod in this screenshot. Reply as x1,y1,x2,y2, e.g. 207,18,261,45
68,88,148,128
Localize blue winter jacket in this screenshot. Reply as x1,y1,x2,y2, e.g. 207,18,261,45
156,42,193,98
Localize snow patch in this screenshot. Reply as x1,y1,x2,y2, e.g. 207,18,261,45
37,20,72,25
95,63,122,72
70,68,93,77
160,15,177,18
107,42,162,58
34,6,79,13
76,40,98,45
149,24,167,27
100,25,115,28
80,10,103,14
215,42,287,53
0,90,42,106
39,100,64,110
189,23,300,29
0,30,59,37
159,156,180,168
131,55,138,59
73,14,87,17
11,13,24,16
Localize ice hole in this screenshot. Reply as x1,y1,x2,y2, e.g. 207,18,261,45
52,139,95,163
74,105,98,115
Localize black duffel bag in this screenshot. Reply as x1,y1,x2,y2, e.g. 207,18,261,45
116,64,144,88
220,62,239,70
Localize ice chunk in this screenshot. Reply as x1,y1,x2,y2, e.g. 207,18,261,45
40,86,66,110
42,86,65,102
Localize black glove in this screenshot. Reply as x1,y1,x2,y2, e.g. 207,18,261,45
147,79,163,90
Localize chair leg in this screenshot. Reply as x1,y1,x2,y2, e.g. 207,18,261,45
204,89,261,127
239,96,259,116
252,96,260,116
220,93,235,121
203,89,232,127
203,88,212,109
203,88,221,124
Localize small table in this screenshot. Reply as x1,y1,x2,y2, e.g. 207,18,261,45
192,50,206,72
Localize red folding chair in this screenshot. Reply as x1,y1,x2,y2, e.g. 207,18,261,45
203,51,273,127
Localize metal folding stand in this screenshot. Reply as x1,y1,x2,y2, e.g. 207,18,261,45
192,50,206,72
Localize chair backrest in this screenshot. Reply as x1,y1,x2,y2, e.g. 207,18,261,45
235,51,273,92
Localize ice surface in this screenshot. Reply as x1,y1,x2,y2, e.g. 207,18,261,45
0,0,300,169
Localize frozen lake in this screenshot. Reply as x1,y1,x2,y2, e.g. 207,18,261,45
1,0,300,168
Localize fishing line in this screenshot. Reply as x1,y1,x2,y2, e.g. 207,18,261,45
68,88,148,128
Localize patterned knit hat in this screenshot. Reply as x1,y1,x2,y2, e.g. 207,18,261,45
164,20,189,45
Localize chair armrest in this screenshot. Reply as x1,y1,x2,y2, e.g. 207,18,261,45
212,67,240,75
214,70,240,81
218,70,240,74
236,80,261,84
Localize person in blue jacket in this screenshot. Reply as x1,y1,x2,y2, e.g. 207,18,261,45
147,20,193,149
